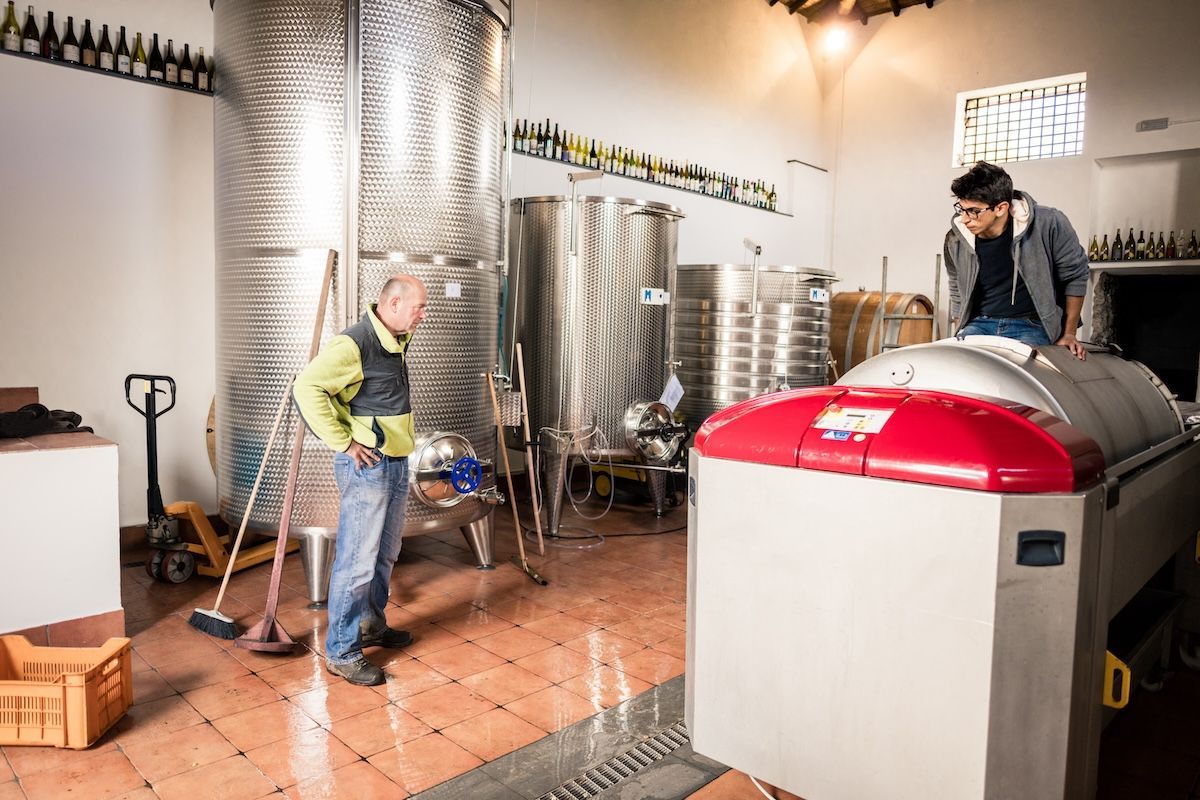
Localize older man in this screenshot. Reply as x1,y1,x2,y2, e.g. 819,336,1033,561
294,274,428,685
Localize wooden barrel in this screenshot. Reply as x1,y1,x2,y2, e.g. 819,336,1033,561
829,291,934,379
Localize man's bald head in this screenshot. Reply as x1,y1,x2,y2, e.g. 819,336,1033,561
375,274,428,336
379,274,424,304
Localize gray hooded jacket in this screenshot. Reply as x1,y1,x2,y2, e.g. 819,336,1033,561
944,190,1090,341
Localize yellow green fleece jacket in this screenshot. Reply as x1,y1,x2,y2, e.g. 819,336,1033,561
293,304,416,457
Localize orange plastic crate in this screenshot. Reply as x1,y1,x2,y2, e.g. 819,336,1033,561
0,635,133,749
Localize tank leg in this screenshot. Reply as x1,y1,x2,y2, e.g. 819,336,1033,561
297,531,337,609
647,470,668,518
542,448,569,537
461,514,496,570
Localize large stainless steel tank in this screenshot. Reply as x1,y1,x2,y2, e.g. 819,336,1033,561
674,264,836,425
508,195,685,534
213,0,509,602
839,336,1183,465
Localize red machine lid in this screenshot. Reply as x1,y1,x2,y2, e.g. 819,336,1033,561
693,387,1105,493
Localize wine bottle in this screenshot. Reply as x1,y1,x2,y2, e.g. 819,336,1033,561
1098,233,1109,261
39,8,58,59
2,2,19,52
164,38,178,84
1135,230,1147,259
179,42,193,86
60,15,77,62
195,46,209,90
19,3,36,53
534,122,543,157
115,25,129,73
1188,230,1198,259
768,183,778,212
131,31,146,77
1087,236,1099,261
148,33,163,80
1155,231,1166,259
98,23,113,71
1124,228,1137,260
551,124,560,161
1111,229,1122,261
1165,230,1176,259
79,18,95,66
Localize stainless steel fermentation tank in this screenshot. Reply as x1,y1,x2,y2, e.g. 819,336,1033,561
687,336,1200,799
507,195,687,535
673,264,836,425
213,0,510,603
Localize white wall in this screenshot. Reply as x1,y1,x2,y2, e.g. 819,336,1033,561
0,0,215,528
821,0,1200,321
510,0,827,267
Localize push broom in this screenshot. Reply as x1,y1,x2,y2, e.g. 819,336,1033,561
188,378,293,638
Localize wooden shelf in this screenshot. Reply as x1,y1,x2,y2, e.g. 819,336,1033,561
513,150,792,217
0,48,212,96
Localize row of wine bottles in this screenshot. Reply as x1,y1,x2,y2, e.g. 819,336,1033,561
1088,228,1199,262
1,3,213,91
513,117,779,211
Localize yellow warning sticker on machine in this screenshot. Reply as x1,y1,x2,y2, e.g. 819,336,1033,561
812,406,894,434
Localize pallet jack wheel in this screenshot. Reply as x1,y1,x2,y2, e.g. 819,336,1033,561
594,470,613,499
159,550,196,584
145,550,166,581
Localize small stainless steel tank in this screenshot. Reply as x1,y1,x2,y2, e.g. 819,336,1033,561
213,0,510,602
673,264,836,425
507,195,686,534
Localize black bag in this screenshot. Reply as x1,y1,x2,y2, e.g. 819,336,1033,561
0,403,94,438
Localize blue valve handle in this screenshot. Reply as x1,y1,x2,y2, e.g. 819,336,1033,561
451,456,483,494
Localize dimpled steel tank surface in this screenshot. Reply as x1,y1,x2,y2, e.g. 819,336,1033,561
213,0,510,602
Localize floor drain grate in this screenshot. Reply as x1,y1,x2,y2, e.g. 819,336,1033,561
536,722,690,800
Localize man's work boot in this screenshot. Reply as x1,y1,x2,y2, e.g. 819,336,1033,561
326,657,386,686
360,627,413,649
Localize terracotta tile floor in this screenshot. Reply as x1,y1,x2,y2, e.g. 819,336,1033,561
0,492,690,799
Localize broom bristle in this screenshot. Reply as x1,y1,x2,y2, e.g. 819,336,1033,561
189,607,239,640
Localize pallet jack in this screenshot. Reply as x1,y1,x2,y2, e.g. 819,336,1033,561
125,374,297,584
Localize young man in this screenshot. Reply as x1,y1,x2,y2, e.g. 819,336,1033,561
944,161,1090,360
294,274,428,685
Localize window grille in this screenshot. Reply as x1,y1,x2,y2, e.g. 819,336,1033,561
953,74,1086,167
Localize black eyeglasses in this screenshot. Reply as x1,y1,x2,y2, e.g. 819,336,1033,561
954,202,995,219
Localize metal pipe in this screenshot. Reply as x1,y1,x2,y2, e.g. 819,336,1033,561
342,0,361,327
932,253,942,340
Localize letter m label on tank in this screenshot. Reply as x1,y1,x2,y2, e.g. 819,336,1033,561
641,288,669,305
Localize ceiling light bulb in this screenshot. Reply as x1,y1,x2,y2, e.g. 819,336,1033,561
825,27,848,54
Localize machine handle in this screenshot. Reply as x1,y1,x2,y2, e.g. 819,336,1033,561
1103,651,1131,709
1015,530,1065,567
124,374,177,418
451,456,483,494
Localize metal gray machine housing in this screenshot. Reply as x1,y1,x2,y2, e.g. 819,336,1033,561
838,335,1182,465
212,0,509,602
687,338,1200,798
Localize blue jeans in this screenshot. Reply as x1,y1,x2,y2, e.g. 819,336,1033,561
325,451,409,664
958,316,1051,346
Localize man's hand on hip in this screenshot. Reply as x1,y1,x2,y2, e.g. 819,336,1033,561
1055,333,1087,361
345,441,381,469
